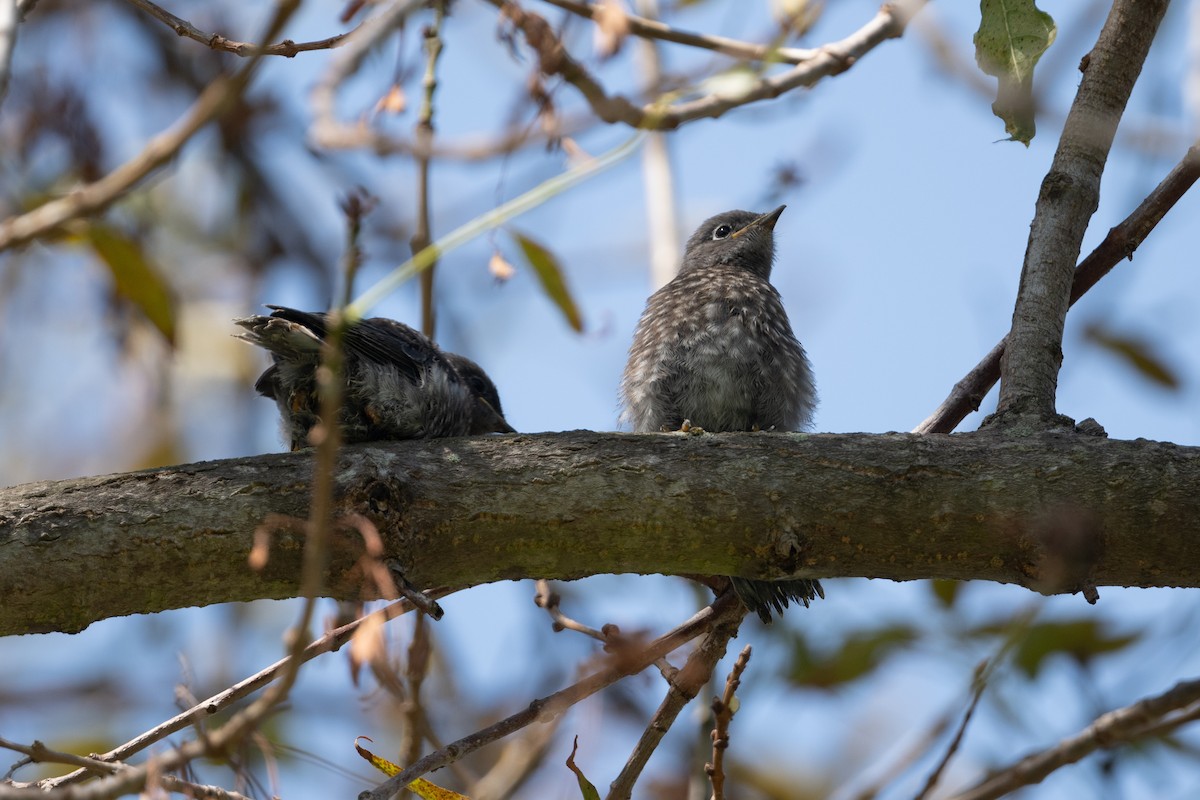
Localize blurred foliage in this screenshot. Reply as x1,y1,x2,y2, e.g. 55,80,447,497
786,623,920,690
1083,322,1181,389
967,617,1140,679
83,224,177,345
512,230,585,333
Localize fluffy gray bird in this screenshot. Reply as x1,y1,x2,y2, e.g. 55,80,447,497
620,205,822,623
236,305,513,450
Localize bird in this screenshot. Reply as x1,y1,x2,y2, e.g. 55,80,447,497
235,305,513,450
619,205,822,623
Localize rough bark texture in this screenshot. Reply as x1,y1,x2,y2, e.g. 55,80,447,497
997,0,1169,424
2,430,1199,637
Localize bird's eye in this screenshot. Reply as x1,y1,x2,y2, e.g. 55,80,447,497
712,224,734,240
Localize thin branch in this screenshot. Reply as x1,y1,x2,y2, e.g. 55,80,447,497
995,0,1170,425
0,1,293,252
413,1,447,338
914,139,1200,434
123,0,357,57
400,614,434,778
361,593,743,800
539,0,818,65
310,0,427,153
605,601,746,800
470,716,562,800
706,644,752,800
948,676,1200,800
0,739,254,800
25,598,435,791
534,580,679,681
913,661,988,800
490,0,925,130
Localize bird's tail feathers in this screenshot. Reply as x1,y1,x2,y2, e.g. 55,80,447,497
729,576,824,624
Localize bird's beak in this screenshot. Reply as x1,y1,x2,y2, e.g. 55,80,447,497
731,204,786,238
473,397,516,434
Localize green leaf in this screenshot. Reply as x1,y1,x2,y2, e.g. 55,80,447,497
511,230,584,332
1083,323,1180,389
974,0,1057,145
566,736,601,800
787,624,919,690
85,224,176,345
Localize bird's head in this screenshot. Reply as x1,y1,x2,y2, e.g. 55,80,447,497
680,205,785,280
445,353,516,434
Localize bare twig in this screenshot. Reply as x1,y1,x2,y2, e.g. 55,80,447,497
534,580,678,681
0,1,298,252
23,597,433,790
915,139,1200,434
471,716,562,800
913,661,988,800
0,738,254,800
995,0,1170,425
605,601,747,800
123,0,357,56
492,0,925,130
540,0,817,65
948,677,1200,800
400,614,434,776
413,1,446,338
706,645,752,800
361,592,743,800
310,0,426,151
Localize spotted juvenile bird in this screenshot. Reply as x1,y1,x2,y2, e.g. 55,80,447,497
236,305,513,450
620,205,821,623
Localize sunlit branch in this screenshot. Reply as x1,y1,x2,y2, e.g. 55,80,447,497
539,0,818,64
123,0,358,57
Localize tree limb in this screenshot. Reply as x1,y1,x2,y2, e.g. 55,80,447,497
996,0,1170,425
914,137,1200,434
3,431,1200,638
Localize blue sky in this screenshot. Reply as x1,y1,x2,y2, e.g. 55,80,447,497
2,1,1199,798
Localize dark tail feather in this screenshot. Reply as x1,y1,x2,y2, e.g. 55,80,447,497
730,577,824,624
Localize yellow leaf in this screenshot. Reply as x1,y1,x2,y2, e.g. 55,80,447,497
355,738,472,799
511,230,584,332
355,737,400,776
86,224,176,345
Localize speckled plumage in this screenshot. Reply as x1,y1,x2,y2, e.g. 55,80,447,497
620,206,822,623
236,306,512,451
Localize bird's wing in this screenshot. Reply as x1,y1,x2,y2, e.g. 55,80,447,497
265,306,433,385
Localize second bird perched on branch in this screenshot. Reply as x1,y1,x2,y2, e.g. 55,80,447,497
235,305,513,451
620,205,823,623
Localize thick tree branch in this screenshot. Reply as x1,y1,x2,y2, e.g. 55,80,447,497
996,0,1169,425
915,138,1200,434
3,431,1200,638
